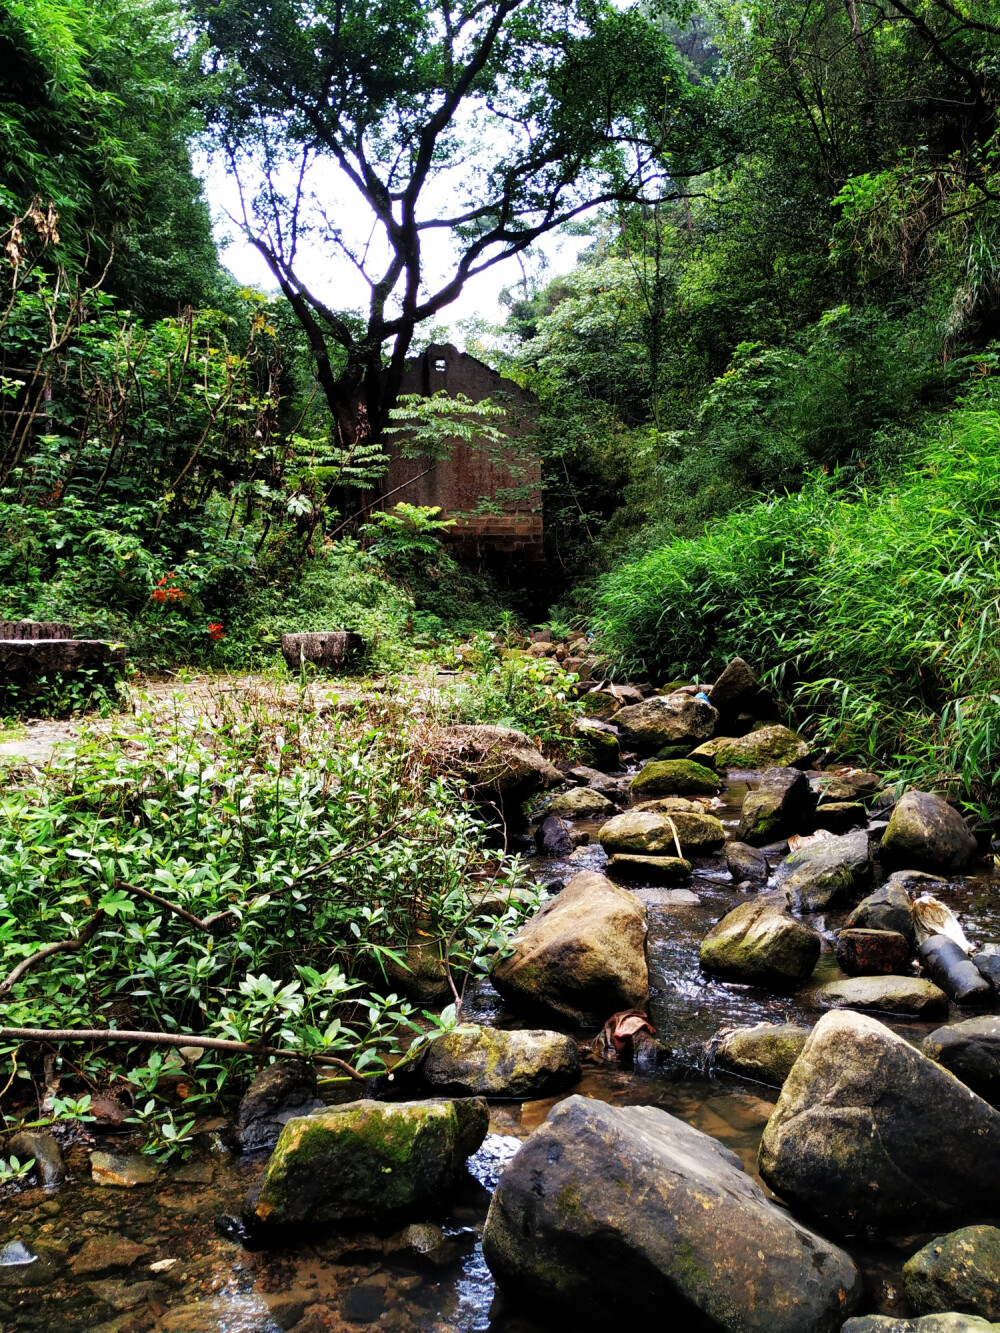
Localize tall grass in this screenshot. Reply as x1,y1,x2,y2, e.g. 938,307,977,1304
593,381,1000,798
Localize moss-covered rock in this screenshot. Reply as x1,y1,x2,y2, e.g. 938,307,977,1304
904,1227,1000,1321
775,829,872,911
482,1095,861,1332
606,854,692,885
738,767,815,844
844,882,915,942
490,870,648,1023
690,726,811,771
812,800,867,833
598,808,725,857
578,691,622,720
420,1026,580,1100
881,791,979,875
700,895,821,989
574,718,621,770
813,975,948,1018
629,759,721,798
546,786,616,820
245,1097,489,1227
384,935,451,1003
759,1011,1000,1236
440,725,562,801
709,1022,812,1087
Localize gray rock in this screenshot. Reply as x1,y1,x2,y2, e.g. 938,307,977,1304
903,1225,1000,1320
615,692,718,751
776,829,872,911
420,1026,580,1099
813,801,868,833
598,807,725,856
881,791,978,875
813,975,948,1018
700,894,821,989
482,1095,860,1332
843,1317,1000,1332
547,786,616,819
605,854,692,885
441,724,562,800
245,1097,488,1227
922,1017,1000,1104
535,814,573,856
708,1022,812,1086
759,1011,1000,1235
490,870,648,1023
844,883,915,944
708,657,764,715
690,725,812,771
236,1060,322,1153
7,1130,65,1188
919,935,993,1006
738,768,816,845
726,841,770,884
976,950,1000,995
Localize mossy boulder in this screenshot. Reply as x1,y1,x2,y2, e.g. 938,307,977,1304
384,935,451,1002
599,808,725,857
759,1011,1000,1235
482,1095,861,1332
578,691,622,720
490,870,648,1023
441,725,562,801
904,1226,1000,1321
738,767,815,845
881,791,978,875
775,829,873,911
633,796,709,814
547,786,616,819
708,1022,812,1087
245,1097,489,1227
690,726,811,771
573,718,621,770
614,693,718,752
606,854,692,886
844,1317,1000,1332
420,1026,580,1100
700,894,821,989
629,759,721,798
813,975,948,1018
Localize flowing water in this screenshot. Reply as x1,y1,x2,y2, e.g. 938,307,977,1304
3,775,1000,1333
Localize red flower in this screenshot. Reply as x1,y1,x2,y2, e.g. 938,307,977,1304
207,621,225,641
151,588,167,603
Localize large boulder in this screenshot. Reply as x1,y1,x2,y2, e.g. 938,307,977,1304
245,1097,488,1227
440,725,562,801
629,759,721,797
690,725,811,771
490,871,648,1023
700,895,821,989
235,1060,322,1152
708,657,766,716
881,792,978,875
420,1026,580,1100
738,767,816,845
547,786,616,820
614,693,718,752
482,1095,860,1333
844,882,915,944
599,808,725,857
775,830,873,911
708,1022,812,1087
573,717,621,770
922,1018,1000,1104
812,975,948,1018
758,1011,1000,1235
904,1226,1000,1321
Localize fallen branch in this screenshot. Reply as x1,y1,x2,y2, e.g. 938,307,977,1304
0,1027,366,1081
0,910,106,999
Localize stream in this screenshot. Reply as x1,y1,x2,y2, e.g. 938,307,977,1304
2,774,999,1333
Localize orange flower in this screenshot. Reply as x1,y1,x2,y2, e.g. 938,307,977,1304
207,621,225,641
151,588,167,603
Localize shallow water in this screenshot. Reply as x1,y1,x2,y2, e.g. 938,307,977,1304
4,772,1000,1332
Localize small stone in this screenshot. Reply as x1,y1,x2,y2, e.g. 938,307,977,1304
236,1063,322,1152
7,1130,65,1188
547,786,616,819
812,800,867,833
69,1233,152,1276
535,814,573,856
90,1152,159,1187
844,882,915,943
726,841,769,884
708,1022,812,1087
836,928,911,976
171,1159,214,1185
420,1026,580,1100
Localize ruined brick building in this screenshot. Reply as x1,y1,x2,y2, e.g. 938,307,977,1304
378,344,543,561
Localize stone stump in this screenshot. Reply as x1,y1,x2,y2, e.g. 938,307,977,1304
280,631,363,672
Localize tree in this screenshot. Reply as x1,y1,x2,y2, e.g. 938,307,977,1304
191,0,726,445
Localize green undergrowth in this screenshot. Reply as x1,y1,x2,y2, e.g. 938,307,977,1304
593,379,1000,805
0,679,537,1160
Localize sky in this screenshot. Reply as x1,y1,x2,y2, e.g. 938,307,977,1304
202,151,593,348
